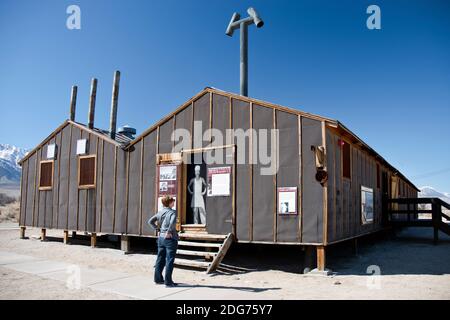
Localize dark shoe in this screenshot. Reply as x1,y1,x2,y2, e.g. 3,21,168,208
165,282,178,287
155,281,165,285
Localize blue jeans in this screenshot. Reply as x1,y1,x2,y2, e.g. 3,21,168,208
154,237,178,285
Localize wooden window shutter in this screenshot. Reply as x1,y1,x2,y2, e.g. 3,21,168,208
78,155,96,188
39,161,54,190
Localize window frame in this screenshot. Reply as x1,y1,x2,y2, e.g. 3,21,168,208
78,155,97,189
361,185,374,225
39,160,54,191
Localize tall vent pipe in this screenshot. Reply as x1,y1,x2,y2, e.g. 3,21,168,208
109,70,120,140
69,85,78,121
88,78,98,129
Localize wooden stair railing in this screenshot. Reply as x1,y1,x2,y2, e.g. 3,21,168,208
387,197,450,243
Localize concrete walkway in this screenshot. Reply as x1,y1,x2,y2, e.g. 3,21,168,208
0,250,265,300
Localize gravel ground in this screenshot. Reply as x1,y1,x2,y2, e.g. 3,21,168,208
0,224,449,299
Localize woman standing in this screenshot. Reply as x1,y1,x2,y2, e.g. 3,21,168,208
147,195,178,287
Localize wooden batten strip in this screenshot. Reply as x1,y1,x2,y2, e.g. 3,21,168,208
172,115,176,150
125,150,130,233
249,102,253,241
76,129,82,230
56,132,62,228
33,148,42,226
66,125,73,229
112,146,118,233
273,109,277,242
190,101,194,149
18,153,25,225
23,156,30,225
99,139,104,232
333,135,337,240
209,92,213,143
139,139,145,235
154,126,160,214
321,121,328,245
230,97,236,236
297,115,303,242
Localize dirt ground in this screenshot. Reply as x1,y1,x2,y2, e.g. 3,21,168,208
0,224,449,300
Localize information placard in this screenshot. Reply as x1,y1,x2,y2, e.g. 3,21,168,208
207,166,231,197
277,187,298,215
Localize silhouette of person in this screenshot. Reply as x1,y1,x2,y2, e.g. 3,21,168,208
188,165,207,224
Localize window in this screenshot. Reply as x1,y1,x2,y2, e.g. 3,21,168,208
376,164,380,188
39,160,54,190
342,140,351,179
78,155,96,189
361,186,374,224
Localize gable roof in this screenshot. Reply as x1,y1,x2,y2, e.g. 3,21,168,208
125,87,419,191
18,120,132,165
18,87,419,191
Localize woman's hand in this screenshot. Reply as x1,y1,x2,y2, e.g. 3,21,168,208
164,232,173,239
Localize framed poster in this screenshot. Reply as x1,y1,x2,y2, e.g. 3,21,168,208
157,164,178,210
159,165,177,181
207,166,231,196
361,186,374,224
278,187,298,215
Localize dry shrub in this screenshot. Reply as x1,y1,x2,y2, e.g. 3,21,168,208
0,193,16,206
0,201,20,222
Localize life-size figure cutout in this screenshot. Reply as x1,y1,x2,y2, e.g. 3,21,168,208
188,165,207,224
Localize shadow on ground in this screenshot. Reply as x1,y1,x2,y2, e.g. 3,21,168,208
42,227,450,277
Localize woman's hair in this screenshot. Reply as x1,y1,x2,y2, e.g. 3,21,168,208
161,195,175,208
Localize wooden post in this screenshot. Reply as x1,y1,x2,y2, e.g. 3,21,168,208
317,246,326,271
91,233,97,248
432,202,439,245
40,228,46,241
63,230,69,244
20,226,26,239
121,235,130,253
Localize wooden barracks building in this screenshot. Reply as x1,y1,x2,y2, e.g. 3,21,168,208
18,71,419,273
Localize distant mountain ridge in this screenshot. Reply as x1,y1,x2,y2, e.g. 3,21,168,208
419,186,450,204
0,144,28,185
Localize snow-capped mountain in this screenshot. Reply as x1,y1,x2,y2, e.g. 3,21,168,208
0,144,29,185
419,186,450,204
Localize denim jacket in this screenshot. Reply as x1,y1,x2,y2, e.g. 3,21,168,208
147,207,178,240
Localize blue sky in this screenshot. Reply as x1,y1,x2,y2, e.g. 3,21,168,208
0,0,449,192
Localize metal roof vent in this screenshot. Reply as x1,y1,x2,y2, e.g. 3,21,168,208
117,125,136,139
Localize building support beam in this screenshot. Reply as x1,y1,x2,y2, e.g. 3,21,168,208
317,246,326,271
63,230,69,244
40,228,46,241
91,233,97,248
20,226,26,239
121,235,130,254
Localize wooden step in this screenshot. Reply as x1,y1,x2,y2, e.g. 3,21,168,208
177,240,222,248
174,258,210,268
177,249,217,258
181,224,207,233
179,233,227,241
